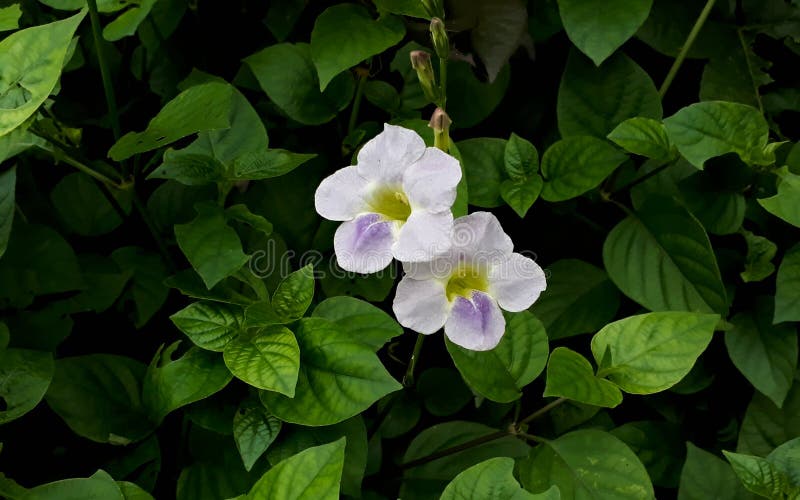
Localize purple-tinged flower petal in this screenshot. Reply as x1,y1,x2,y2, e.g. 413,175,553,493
314,166,370,221
357,124,426,184
393,210,453,263
402,147,461,213
444,291,506,351
393,276,449,334
333,213,394,273
488,252,547,312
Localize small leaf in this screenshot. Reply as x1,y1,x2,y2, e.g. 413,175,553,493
678,443,754,500
458,138,506,208
504,133,539,179
271,264,315,322
540,136,628,202
758,167,800,228
232,149,316,180
311,4,405,91
0,4,22,32
0,166,15,258
246,438,346,500
543,347,623,408
24,470,125,500
446,311,549,403
663,101,773,168
111,247,169,328
460,0,529,83
170,301,245,352
738,380,800,457
223,326,300,396
50,172,132,236
225,205,273,235
233,400,281,472
102,0,157,41
108,82,234,161
608,117,674,160
441,457,553,500
311,296,403,351
557,0,653,65
0,348,53,425
175,207,249,289
500,177,543,218
591,311,719,394
775,243,800,323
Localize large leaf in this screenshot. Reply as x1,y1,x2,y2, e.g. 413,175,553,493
775,244,800,323
758,167,800,228
223,326,300,396
170,301,244,352
530,259,620,340
441,457,556,500
50,172,132,236
246,438,346,500
520,429,654,499
457,138,506,207
24,470,126,500
311,4,404,90
738,380,800,456
678,443,756,500
726,300,798,408
446,311,548,403
447,55,512,128
0,11,85,137
233,400,282,472
0,348,53,425
724,439,800,499
543,347,623,408
260,318,401,426
311,296,403,351
591,312,718,394
245,43,354,125
142,342,233,424
540,136,628,202
558,51,661,138
611,421,685,488
557,0,653,65
602,196,728,314
0,166,15,258
108,82,234,161
45,354,153,444
663,101,773,168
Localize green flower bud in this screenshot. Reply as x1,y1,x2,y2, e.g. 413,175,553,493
429,17,449,60
410,50,439,104
429,107,452,152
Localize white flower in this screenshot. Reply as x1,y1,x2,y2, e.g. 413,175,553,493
315,124,462,273
393,212,547,351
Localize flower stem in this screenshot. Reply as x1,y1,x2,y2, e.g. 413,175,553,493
402,334,425,387
437,56,447,108
87,0,123,144
659,0,717,98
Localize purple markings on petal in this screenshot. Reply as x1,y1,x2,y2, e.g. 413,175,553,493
444,291,505,351
333,213,395,274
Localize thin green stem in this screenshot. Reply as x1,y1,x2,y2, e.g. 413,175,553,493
438,56,447,108
93,178,128,221
610,160,674,196
348,71,368,135
658,0,717,98
402,334,425,387
87,0,123,144
516,432,546,444
518,397,567,426
58,151,124,188
399,429,511,470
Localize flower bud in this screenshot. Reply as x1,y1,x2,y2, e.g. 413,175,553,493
429,17,449,59
429,107,452,152
410,50,439,104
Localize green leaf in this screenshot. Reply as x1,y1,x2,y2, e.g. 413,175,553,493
0,166,15,258
775,244,800,323
726,300,798,408
591,311,719,394
372,0,429,18
245,43,355,125
447,61,511,128
232,149,316,181
102,0,157,41
111,247,169,328
271,264,315,322
457,138,506,207
519,429,654,499
311,296,403,351
0,4,21,31
724,439,800,499
260,318,401,426
246,438,346,500
758,167,800,228
142,342,233,424
0,321,8,351
441,457,550,500
108,82,234,161
558,51,662,138
608,117,674,160
611,421,685,488
50,172,132,236
416,368,472,417
0,10,85,137
446,311,549,403
504,133,539,180
170,301,245,352
540,136,628,202
500,177,543,218
678,171,746,236
0,348,53,424
738,380,800,457
318,260,396,302
233,400,281,472
24,471,125,500
401,421,530,499
45,354,153,444
543,347,623,408
364,80,401,112
530,259,620,340
223,326,300,396
557,0,653,65
663,101,773,168
226,204,273,235
175,207,249,289
311,4,404,91
678,443,756,500
602,196,728,314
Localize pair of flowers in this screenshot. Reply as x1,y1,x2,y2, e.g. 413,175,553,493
315,125,546,351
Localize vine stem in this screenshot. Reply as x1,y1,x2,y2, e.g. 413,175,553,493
348,69,368,135
610,160,674,196
658,0,717,98
87,0,122,144
518,397,566,426
402,334,426,387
